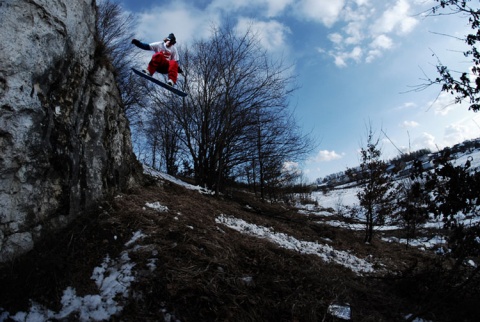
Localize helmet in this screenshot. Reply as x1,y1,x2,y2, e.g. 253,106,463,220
166,33,176,45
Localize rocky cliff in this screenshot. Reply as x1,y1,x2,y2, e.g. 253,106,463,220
0,0,139,262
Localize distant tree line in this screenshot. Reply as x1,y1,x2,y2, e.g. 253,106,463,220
317,137,480,188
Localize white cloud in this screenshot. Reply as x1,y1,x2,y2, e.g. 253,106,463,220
207,0,253,14
235,18,291,51
264,0,294,17
442,115,480,147
401,120,420,128
313,150,344,162
328,33,344,45
209,0,293,17
295,0,346,27
344,21,365,45
321,0,421,66
332,46,363,67
395,102,417,111
134,3,219,45
412,132,438,151
283,161,301,173
334,56,348,68
371,0,418,36
354,0,370,5
444,123,470,146
370,34,393,49
340,4,372,44
429,92,466,116
316,47,327,54
365,49,382,63
365,34,393,61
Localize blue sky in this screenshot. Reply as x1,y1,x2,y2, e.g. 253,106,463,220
119,0,480,182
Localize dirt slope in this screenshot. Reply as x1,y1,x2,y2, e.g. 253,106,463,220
1,174,478,321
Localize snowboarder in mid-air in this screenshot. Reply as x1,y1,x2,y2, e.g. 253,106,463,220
131,33,180,86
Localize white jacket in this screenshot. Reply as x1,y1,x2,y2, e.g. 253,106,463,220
149,41,179,61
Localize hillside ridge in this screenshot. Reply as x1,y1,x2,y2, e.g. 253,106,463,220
318,137,480,188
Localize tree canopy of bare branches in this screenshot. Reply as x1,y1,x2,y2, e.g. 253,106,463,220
147,24,312,194
95,0,146,118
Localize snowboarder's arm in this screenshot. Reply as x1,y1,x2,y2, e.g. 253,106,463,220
131,39,151,50
170,46,179,61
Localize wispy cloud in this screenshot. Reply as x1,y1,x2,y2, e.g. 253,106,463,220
294,0,346,27
444,123,470,146
332,46,363,67
134,2,220,45
443,115,480,147
132,0,423,66
412,132,438,151
401,120,420,128
235,18,291,51
370,0,418,36
366,34,393,62
394,102,417,111
324,0,419,66
209,0,293,18
312,150,345,162
430,92,466,116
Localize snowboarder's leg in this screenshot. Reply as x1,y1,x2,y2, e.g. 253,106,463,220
147,52,169,76
167,60,179,85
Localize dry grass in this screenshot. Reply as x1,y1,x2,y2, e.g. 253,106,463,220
1,175,479,321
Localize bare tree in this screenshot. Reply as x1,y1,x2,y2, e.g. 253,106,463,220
164,24,311,194
95,0,147,120
143,97,183,175
248,105,311,200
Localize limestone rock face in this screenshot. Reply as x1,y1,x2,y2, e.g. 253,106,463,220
0,0,138,262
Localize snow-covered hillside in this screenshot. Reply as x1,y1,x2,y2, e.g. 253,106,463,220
299,147,480,259
317,138,480,188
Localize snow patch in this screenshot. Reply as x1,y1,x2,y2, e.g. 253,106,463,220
215,214,374,274
0,231,145,322
143,166,214,195
328,302,351,320
145,201,169,212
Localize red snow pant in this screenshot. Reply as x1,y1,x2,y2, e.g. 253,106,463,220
147,52,178,84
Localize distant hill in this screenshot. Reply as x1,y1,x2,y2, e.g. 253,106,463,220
317,137,480,189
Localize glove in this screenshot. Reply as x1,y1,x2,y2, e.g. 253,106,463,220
178,66,184,74
131,39,151,50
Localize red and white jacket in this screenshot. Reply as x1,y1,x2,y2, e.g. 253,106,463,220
149,41,179,61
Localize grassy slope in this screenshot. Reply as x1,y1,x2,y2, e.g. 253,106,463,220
1,174,479,321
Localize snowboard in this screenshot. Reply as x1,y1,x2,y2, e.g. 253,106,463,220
131,68,187,97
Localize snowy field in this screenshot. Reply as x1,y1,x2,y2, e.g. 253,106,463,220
298,147,480,256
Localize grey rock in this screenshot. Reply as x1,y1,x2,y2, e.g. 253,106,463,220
0,0,139,262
